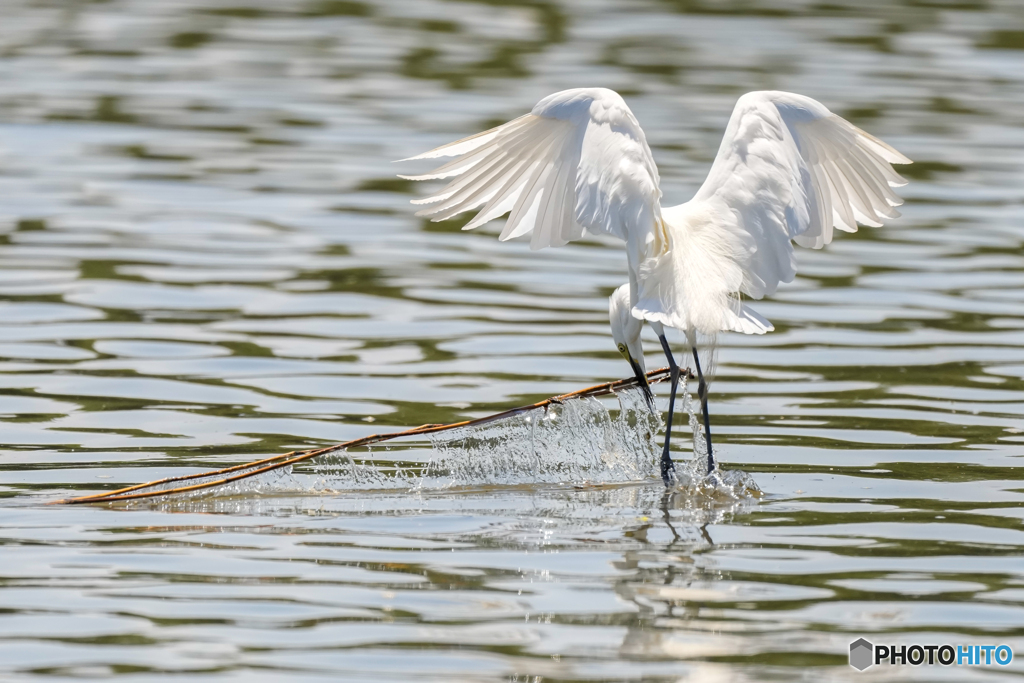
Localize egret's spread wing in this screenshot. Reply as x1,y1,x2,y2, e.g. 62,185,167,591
692,90,910,299
400,88,664,252
634,91,910,336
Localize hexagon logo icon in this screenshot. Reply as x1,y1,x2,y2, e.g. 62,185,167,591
849,638,874,671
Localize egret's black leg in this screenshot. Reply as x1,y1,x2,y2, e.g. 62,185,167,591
691,347,715,473
657,334,679,486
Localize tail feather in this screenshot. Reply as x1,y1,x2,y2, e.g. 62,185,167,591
725,304,773,334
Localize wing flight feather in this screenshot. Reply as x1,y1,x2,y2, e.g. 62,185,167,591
400,88,663,252
634,90,911,335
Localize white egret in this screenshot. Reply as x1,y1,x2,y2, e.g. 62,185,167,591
400,88,910,484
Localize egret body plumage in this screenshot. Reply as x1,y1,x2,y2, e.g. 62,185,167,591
400,88,910,484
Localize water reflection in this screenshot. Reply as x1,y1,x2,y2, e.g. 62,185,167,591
2,0,1024,680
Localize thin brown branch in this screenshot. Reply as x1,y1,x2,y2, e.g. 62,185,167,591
52,367,678,505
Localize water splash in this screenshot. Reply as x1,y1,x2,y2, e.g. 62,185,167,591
669,373,761,500
242,386,665,495
423,387,662,486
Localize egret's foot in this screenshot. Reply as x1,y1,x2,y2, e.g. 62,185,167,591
704,433,715,474
703,467,724,488
660,450,676,486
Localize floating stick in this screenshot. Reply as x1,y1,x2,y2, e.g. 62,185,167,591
52,367,676,505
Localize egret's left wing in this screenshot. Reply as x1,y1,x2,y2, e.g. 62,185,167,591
399,88,665,253
633,91,910,336
691,90,911,300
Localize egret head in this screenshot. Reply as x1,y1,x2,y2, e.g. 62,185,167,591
609,284,654,410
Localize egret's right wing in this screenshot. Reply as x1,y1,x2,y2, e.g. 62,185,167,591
399,88,665,253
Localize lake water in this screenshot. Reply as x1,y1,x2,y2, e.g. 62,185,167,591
2,0,1024,680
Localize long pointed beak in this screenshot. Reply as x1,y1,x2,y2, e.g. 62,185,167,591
626,354,655,412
